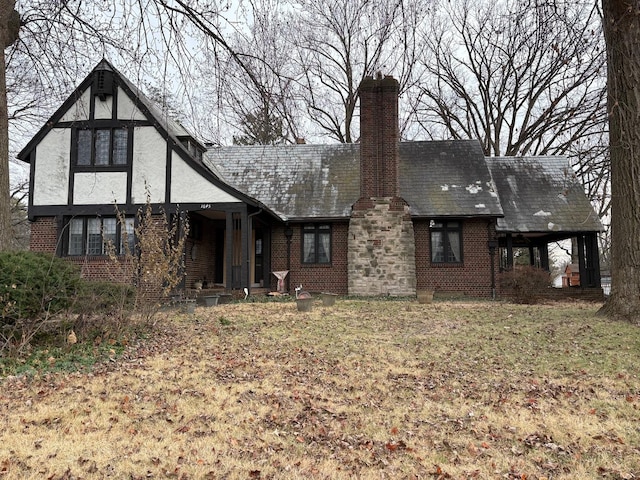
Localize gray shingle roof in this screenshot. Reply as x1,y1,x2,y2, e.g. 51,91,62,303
486,156,603,233
399,140,503,217
204,144,360,221
204,142,601,234
205,139,503,220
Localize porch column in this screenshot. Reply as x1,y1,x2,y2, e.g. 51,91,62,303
585,232,601,288
224,206,251,291
505,234,514,270
540,243,550,271
240,207,250,292
577,234,587,288
225,211,233,291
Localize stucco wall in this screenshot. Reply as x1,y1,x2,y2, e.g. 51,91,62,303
59,89,91,122
118,90,147,121
170,153,241,204
33,129,71,206
131,126,167,203
73,172,128,204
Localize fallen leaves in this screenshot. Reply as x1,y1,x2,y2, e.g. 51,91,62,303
0,301,638,479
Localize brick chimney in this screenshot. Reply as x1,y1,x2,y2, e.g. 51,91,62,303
348,74,416,297
357,74,400,202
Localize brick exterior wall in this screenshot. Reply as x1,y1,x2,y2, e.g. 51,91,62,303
270,222,349,295
29,216,157,286
29,217,58,253
415,218,497,297
31,216,502,298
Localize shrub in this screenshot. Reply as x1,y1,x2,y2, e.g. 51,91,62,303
0,252,82,322
1,252,83,355
499,266,551,304
73,281,136,316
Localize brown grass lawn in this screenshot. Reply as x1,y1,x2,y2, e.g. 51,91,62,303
1,299,639,479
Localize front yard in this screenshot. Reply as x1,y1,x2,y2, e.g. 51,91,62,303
1,299,638,479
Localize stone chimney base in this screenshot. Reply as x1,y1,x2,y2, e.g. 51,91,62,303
348,197,417,296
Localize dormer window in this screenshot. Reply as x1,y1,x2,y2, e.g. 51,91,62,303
179,137,203,162
75,127,129,166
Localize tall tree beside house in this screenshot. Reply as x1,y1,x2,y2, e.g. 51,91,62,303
0,0,20,252
224,0,428,144
600,0,640,321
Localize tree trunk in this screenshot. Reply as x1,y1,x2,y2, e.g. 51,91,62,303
600,0,640,320
0,0,19,252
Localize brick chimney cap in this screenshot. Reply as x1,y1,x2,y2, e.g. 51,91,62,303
358,75,399,92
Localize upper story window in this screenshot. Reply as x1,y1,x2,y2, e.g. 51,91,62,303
302,224,331,264
430,220,462,264
67,216,134,256
76,127,129,166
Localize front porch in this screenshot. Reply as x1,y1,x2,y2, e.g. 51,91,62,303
181,204,274,294
498,230,602,292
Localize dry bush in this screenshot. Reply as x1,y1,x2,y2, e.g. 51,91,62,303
500,266,552,304
110,190,188,323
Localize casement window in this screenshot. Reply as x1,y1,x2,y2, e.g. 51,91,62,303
76,127,129,166
67,217,135,256
430,220,462,264
302,224,331,264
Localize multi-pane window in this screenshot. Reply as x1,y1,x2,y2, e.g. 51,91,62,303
430,220,462,264
67,217,134,256
302,224,331,264
76,127,129,166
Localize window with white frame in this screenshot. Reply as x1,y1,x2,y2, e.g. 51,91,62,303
430,220,462,264
302,224,331,264
67,217,134,256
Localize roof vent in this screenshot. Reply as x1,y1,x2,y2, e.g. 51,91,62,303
95,70,114,100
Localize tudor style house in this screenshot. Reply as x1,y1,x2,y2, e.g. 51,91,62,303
18,60,603,299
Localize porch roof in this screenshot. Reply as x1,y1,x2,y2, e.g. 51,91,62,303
486,156,603,234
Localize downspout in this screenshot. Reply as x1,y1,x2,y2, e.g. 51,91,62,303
487,221,498,300
285,223,293,294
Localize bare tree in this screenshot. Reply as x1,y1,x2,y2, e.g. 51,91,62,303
207,0,304,145
285,0,428,143
416,0,607,156
599,0,640,320
414,0,610,265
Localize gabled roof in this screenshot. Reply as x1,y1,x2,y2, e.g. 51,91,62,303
19,60,191,161
17,60,280,216
486,156,603,233
204,139,504,220
18,59,207,165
